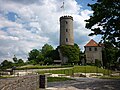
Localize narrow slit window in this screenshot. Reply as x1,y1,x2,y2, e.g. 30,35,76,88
66,38,68,42
66,29,68,32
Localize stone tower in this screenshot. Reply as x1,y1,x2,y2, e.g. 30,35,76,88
60,16,74,45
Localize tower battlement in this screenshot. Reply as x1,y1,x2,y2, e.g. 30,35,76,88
60,16,73,21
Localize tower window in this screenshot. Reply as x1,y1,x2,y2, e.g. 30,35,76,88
95,47,97,51
66,29,68,32
66,38,68,42
65,21,68,24
89,47,92,51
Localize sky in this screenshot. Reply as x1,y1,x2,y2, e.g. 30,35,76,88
0,0,101,63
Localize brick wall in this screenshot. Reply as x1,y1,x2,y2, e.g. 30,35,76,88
0,75,39,90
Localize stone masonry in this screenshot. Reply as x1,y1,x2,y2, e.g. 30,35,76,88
60,16,74,45
0,75,39,90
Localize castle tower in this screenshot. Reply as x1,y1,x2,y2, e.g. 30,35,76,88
60,16,74,45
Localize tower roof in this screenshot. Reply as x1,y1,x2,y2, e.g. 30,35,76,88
85,39,98,47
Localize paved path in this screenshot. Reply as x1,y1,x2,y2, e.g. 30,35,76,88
46,78,120,90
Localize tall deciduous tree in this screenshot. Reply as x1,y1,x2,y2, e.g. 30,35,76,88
28,49,39,62
41,44,54,57
1,60,13,69
13,55,18,63
59,44,80,64
85,0,120,48
102,41,119,68
17,59,24,66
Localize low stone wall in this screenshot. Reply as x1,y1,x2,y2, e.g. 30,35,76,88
0,75,39,90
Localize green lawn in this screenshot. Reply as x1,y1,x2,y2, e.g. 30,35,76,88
37,66,112,75
16,65,73,70
47,77,73,82
73,66,110,75
0,75,14,79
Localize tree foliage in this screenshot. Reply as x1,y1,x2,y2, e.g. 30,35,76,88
27,43,55,65
13,55,17,63
59,44,80,64
41,43,54,57
17,59,24,66
85,0,120,48
28,49,39,61
102,42,119,68
0,60,13,69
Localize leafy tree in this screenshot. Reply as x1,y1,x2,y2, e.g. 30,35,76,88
44,57,53,65
102,42,119,68
50,49,60,60
28,49,40,65
1,60,13,69
28,49,39,61
59,44,80,64
36,53,44,63
95,59,102,68
17,59,24,66
41,44,54,57
27,44,59,65
41,44,54,65
85,0,120,48
27,60,37,65
13,55,18,63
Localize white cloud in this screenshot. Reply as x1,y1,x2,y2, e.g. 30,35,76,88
0,16,22,28
0,0,96,63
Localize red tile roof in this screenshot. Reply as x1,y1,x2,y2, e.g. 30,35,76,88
85,39,98,47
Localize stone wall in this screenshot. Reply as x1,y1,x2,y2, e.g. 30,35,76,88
85,46,103,64
0,75,39,90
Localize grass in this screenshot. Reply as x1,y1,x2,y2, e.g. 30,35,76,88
0,75,14,79
16,65,73,70
37,65,111,75
47,77,73,82
73,66,111,75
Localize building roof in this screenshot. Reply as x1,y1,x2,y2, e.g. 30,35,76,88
85,39,98,47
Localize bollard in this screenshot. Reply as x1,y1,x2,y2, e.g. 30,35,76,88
39,75,47,88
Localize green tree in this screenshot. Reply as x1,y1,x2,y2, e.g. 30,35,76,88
44,57,53,65
36,53,44,64
17,59,24,66
41,44,54,64
41,44,54,57
59,44,80,64
28,49,39,61
102,42,119,68
85,0,120,48
28,49,40,65
50,49,60,60
13,55,18,63
1,60,13,69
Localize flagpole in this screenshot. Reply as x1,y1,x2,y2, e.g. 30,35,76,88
61,0,65,16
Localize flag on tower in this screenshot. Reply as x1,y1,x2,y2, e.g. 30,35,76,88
61,1,64,8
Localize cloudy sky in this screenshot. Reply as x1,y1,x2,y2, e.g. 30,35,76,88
0,0,101,63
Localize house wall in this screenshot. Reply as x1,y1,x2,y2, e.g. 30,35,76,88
85,46,102,64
